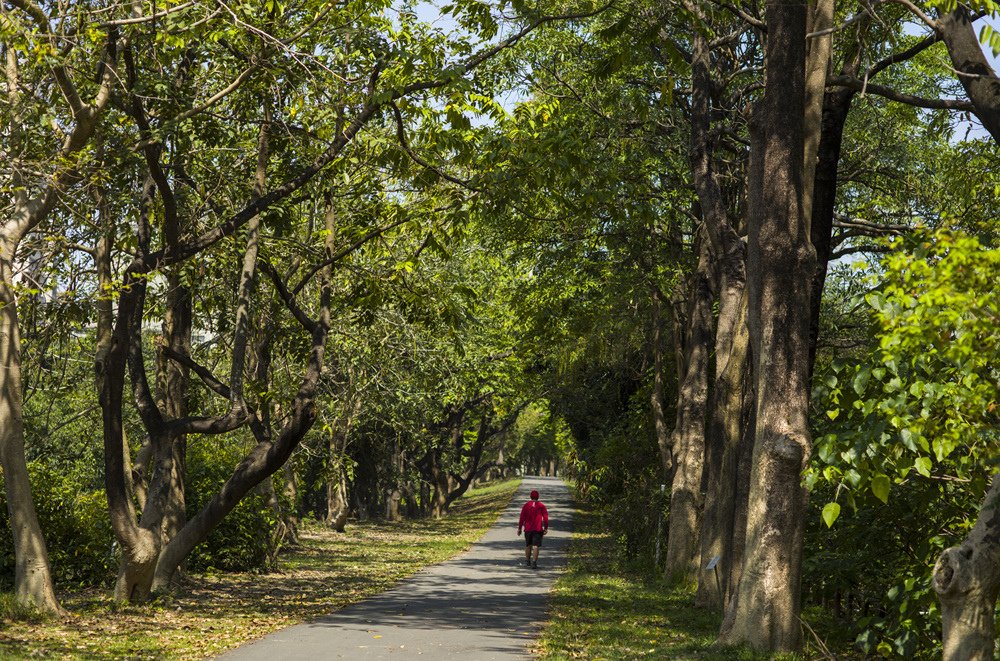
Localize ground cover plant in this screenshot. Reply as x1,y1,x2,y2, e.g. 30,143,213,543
536,503,852,661
0,479,520,660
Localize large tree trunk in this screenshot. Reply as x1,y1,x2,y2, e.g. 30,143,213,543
663,238,713,583
933,473,1000,661
0,257,61,613
683,12,751,605
938,5,1000,144
696,280,750,608
724,327,755,606
719,0,813,651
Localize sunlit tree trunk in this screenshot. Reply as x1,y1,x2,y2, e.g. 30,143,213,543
937,6,1000,144
1,7,116,612
663,237,713,583
0,247,61,613
719,0,814,649
933,473,1000,660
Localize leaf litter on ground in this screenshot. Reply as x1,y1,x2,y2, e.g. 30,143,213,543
0,478,520,660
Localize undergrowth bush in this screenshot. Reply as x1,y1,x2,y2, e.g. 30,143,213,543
185,440,278,572
0,462,115,589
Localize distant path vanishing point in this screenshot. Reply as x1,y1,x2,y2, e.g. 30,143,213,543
216,475,573,660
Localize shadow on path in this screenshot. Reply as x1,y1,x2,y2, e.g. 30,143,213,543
216,476,572,660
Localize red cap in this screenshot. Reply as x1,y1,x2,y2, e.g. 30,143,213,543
530,490,539,500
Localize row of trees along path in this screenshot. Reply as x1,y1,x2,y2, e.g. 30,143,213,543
4,0,1000,658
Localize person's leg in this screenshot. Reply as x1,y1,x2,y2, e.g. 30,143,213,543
532,545,540,563
525,536,532,565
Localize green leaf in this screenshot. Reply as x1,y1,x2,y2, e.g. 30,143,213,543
900,428,917,452
822,502,841,528
826,409,839,421
871,474,890,504
853,366,871,395
914,456,932,478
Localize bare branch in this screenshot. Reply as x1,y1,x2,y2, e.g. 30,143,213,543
827,75,975,110
886,0,940,31
103,1,196,26
807,3,877,38
261,261,318,333
390,101,481,191
161,346,231,400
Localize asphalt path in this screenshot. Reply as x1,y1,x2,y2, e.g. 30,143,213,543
216,476,572,660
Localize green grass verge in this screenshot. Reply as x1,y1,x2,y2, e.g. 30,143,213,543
537,503,811,661
0,478,521,660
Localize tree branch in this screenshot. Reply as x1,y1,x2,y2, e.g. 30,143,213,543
827,75,975,110
160,346,231,400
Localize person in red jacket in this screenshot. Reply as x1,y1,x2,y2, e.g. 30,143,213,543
517,489,548,569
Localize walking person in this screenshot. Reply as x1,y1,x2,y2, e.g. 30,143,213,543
517,489,548,569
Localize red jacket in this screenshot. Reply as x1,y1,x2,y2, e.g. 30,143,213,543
518,500,548,533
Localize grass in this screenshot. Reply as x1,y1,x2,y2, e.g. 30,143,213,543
536,504,821,661
0,478,520,660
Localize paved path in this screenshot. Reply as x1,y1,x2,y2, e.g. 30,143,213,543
217,476,572,660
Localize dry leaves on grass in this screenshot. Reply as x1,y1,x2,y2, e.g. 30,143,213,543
0,479,520,660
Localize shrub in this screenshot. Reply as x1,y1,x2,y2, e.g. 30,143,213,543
185,439,279,573
0,463,116,589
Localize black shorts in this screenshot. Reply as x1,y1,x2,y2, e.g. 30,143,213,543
525,530,544,547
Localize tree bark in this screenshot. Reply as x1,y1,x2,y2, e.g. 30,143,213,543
696,280,750,608
683,10,752,605
0,254,61,613
725,322,756,606
807,87,854,371
937,6,1000,144
650,288,674,478
801,0,835,232
933,473,1000,661
719,0,813,650
663,237,713,583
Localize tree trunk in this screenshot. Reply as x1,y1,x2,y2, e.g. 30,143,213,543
0,261,61,613
663,238,713,583
808,88,854,371
933,473,1000,661
696,280,750,608
429,449,451,519
719,0,813,650
801,0,834,230
386,489,403,521
326,413,353,531
327,454,350,532
938,6,1000,144
650,290,673,477
683,11,753,605
281,461,300,544
725,330,756,606
155,274,191,545
0,20,116,612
